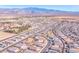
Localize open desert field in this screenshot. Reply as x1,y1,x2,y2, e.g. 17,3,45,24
0,31,16,41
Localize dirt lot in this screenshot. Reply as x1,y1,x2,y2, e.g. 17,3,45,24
0,31,16,41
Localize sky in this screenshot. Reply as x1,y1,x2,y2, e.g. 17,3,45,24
0,5,79,12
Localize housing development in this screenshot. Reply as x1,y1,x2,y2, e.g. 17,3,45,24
0,7,79,53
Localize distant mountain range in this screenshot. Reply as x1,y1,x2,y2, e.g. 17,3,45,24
0,7,79,16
